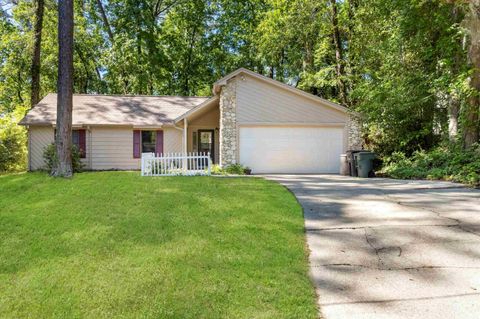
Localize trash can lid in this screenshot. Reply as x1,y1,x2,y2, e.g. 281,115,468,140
355,151,376,159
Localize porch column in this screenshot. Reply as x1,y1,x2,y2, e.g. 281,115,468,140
219,79,237,166
183,118,188,172
183,118,188,154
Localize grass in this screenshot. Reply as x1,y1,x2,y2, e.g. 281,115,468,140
0,172,317,319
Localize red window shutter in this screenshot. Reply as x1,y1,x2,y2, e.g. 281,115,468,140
156,130,164,155
133,130,141,158
78,129,86,158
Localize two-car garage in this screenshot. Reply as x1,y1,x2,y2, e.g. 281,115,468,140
224,69,353,175
239,126,345,174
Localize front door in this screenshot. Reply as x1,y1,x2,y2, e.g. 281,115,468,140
198,129,215,162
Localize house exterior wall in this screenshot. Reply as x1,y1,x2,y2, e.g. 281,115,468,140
28,126,91,170
218,73,359,165
236,74,348,124
28,126,54,170
90,127,139,170
346,115,363,150
219,79,237,166
28,126,182,171
164,127,183,154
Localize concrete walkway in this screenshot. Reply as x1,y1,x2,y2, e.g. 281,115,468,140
266,175,480,319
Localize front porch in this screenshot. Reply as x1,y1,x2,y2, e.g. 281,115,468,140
176,96,220,164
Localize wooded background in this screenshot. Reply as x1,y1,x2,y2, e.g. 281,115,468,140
1,0,479,172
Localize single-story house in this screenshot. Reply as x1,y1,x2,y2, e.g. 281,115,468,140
19,68,362,173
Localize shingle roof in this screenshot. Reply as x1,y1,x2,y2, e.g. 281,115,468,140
19,93,209,126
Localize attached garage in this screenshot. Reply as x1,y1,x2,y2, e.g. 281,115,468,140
239,126,345,173
211,68,360,174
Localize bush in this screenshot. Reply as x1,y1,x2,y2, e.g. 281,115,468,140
211,164,251,175
0,115,27,172
225,164,250,175
43,143,84,173
211,164,227,175
380,144,480,187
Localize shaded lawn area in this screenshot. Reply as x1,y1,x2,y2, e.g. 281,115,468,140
0,172,317,318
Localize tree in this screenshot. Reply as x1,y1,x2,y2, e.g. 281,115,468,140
330,0,348,106
51,0,74,177
463,0,480,148
30,0,44,107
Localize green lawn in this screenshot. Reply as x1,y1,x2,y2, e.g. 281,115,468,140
0,172,317,319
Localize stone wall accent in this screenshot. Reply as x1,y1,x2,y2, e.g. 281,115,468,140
347,114,363,150
219,79,237,166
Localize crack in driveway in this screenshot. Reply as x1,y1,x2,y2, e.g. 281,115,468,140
383,192,480,238
266,175,480,319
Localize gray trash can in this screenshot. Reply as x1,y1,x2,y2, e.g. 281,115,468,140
346,150,362,177
340,154,349,175
354,152,376,178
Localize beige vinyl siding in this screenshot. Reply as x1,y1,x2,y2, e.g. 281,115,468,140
163,127,183,154
236,74,348,124
90,127,139,170
29,126,54,170
28,126,183,171
29,126,92,170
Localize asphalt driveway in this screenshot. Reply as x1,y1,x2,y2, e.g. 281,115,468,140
266,175,480,319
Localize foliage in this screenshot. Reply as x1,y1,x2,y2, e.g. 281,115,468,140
43,143,84,173
211,164,251,175
0,112,27,172
225,163,250,175
1,0,479,172
211,164,227,175
0,172,317,318
380,144,480,187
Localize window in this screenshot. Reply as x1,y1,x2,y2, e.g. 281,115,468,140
72,130,80,146
54,129,86,158
141,131,156,153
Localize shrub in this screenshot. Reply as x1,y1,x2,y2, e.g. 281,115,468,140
380,144,480,187
43,143,84,173
225,164,248,175
211,164,226,175
211,164,251,175
0,115,27,172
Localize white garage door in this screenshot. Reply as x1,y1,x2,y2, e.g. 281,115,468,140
239,126,344,174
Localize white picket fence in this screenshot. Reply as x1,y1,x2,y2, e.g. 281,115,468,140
141,152,212,176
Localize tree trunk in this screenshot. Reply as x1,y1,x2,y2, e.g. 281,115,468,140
330,0,348,106
52,0,74,177
96,0,114,41
463,0,480,148
447,5,462,141
30,0,45,107
448,99,460,141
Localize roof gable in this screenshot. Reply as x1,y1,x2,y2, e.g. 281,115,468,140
235,74,348,124
213,68,348,114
